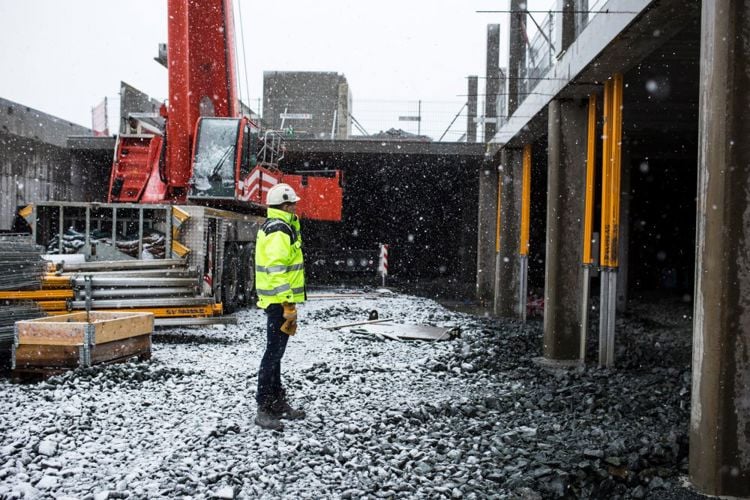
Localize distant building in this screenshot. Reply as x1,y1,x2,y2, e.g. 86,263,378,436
0,97,111,230
119,81,162,134
263,72,351,139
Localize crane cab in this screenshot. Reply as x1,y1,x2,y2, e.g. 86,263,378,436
190,116,343,221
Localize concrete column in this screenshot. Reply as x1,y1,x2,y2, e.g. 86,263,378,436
543,99,587,361
574,0,589,37
494,148,523,318
476,162,498,305
616,147,631,312
485,25,500,143
467,76,478,143
553,1,577,59
507,0,527,116
690,1,750,496
497,69,508,125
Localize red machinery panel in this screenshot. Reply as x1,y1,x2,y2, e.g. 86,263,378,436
282,171,343,222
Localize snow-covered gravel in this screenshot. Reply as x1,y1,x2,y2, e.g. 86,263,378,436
0,291,700,499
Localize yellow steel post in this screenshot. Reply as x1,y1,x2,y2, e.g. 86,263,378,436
582,94,597,265
495,171,502,253
0,290,74,300
600,80,613,267
609,73,624,268
598,73,624,368
520,144,532,256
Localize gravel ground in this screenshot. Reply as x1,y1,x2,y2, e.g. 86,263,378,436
0,291,702,499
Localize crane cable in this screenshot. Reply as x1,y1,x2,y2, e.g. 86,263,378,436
229,0,251,116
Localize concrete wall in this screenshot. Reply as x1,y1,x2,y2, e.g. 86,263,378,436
263,71,352,139
0,97,109,230
0,98,91,230
0,133,72,230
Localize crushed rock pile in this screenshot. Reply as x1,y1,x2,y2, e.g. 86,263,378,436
0,292,700,499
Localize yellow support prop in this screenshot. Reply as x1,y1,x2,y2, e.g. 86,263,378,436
582,94,597,265
520,144,532,256
37,301,69,311
600,80,613,267
600,74,624,268
0,290,74,300
42,276,72,289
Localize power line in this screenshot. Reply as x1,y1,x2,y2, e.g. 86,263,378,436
456,93,558,97
468,75,583,81
477,9,639,14
236,0,252,113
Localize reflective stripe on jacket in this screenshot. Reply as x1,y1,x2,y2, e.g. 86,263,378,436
255,207,305,308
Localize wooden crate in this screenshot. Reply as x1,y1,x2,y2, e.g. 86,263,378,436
13,311,153,371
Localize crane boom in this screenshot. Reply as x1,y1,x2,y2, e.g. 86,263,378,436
107,0,343,221
165,0,239,200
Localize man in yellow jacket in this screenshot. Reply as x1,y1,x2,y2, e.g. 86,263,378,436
254,183,307,431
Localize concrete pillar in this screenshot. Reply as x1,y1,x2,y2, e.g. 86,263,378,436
336,82,351,139
467,76,478,143
554,0,577,58
543,99,587,361
476,162,498,305
690,1,750,496
616,147,631,312
485,25,501,143
574,0,589,37
497,69,508,126
507,0,527,116
494,148,523,318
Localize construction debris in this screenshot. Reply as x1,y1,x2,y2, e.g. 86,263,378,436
350,323,460,341
323,318,394,330
325,316,459,341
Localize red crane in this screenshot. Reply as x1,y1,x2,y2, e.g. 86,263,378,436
107,0,342,221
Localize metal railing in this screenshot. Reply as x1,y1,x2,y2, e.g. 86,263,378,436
267,99,481,143
515,0,604,108
523,10,556,97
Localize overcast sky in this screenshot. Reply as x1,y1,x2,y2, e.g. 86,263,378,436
0,0,554,136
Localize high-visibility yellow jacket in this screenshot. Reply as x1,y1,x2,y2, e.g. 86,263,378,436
255,208,306,308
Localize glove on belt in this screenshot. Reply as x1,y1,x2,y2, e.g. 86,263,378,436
280,302,297,335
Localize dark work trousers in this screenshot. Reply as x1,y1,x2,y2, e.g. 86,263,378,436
256,303,289,408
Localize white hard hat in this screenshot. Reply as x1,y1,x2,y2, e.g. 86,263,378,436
266,183,301,205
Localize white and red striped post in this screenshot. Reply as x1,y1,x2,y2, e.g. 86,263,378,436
378,244,389,286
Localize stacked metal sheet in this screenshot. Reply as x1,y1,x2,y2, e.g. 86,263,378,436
0,302,46,369
0,235,48,369
0,234,48,290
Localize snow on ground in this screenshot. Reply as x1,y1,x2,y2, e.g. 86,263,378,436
0,291,701,499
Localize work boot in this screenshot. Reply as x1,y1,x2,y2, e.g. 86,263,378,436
255,406,284,431
271,390,306,420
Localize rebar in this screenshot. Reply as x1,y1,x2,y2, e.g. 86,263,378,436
0,235,47,291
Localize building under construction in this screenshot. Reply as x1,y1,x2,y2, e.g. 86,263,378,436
474,0,749,496
0,0,749,497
